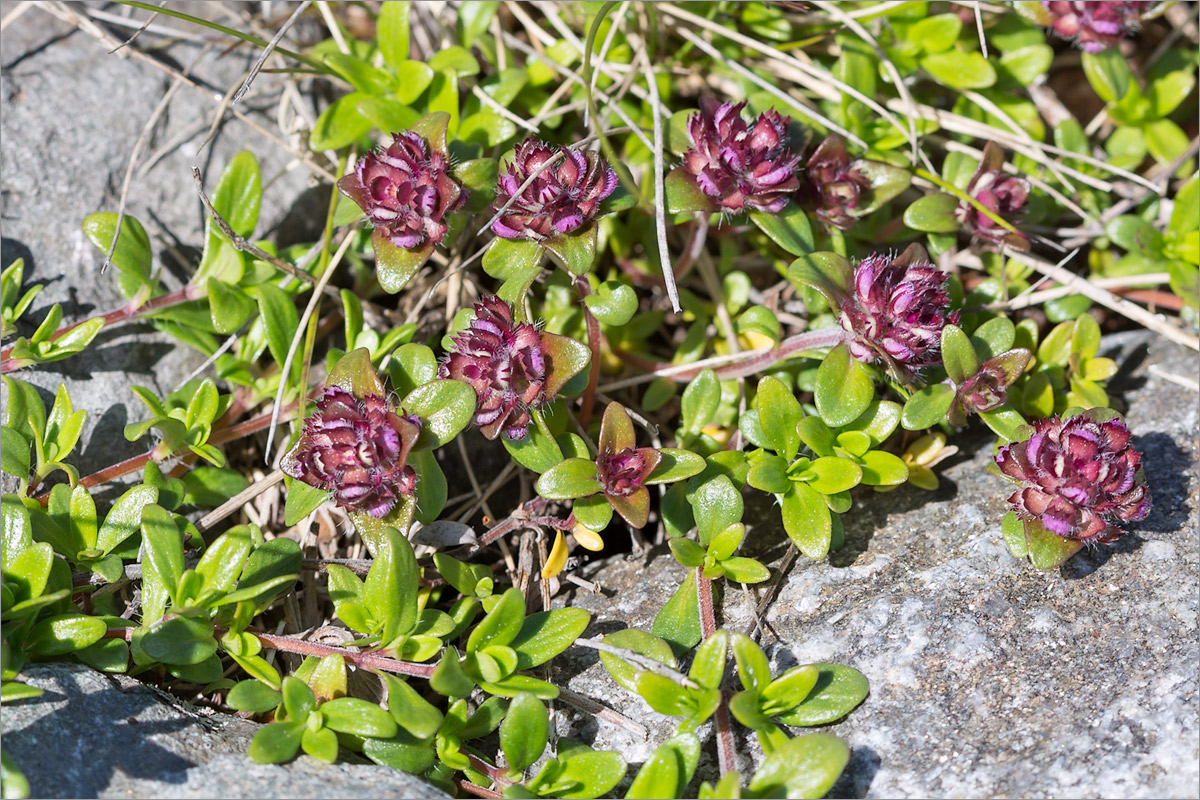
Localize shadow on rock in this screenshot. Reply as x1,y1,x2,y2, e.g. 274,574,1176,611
828,745,881,799
4,669,196,797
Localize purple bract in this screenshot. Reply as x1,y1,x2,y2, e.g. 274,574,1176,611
596,402,661,529
491,138,617,240
682,97,802,214
957,144,1031,248
338,131,467,250
995,412,1151,543
281,387,420,519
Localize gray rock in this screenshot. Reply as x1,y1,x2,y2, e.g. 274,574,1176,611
557,330,1199,798
1,663,448,799
1,3,321,481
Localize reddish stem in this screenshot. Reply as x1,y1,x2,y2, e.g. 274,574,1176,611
458,781,503,799
1,284,202,372
574,276,603,430
697,569,737,777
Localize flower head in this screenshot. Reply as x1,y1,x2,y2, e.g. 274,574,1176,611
994,411,1151,543
1042,1,1152,53
338,131,467,250
439,296,589,441
956,144,1031,248
798,135,872,230
281,387,421,518
949,349,1032,426
682,97,802,214
596,402,661,528
491,138,617,240
838,247,959,378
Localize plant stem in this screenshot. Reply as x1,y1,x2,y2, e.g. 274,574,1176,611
458,781,503,799
0,284,202,372
574,275,603,429
697,569,737,777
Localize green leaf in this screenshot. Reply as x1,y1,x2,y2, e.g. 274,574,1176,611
468,587,525,652
373,231,433,295
302,726,339,764
310,92,372,151
536,458,601,500
25,614,106,656
1024,517,1084,570
691,475,743,549
553,744,627,800
543,227,598,277
248,721,304,764
403,379,475,450
227,680,282,713
75,637,129,673
748,202,814,256
664,168,715,214
979,404,1027,443
941,324,980,384
502,409,564,474
207,279,256,334
139,614,217,665
814,343,875,427
922,50,996,89
510,607,591,669
356,95,421,135
669,537,706,568
431,648,475,698
599,629,677,693
904,193,960,233
1082,48,1132,104
688,629,728,690
858,450,909,486
998,44,1053,86
645,449,706,486
81,213,154,300
747,453,792,495
363,735,436,774
429,45,480,77
283,479,332,527
320,696,399,738
730,632,772,693
755,375,803,460
140,505,183,622
909,14,962,53
254,284,301,383
325,52,396,95
626,733,699,800
365,527,419,644
483,237,545,305
584,281,638,326
376,1,411,70
749,733,850,799
195,526,253,596
652,569,702,655
802,456,863,495
501,692,549,773
780,484,832,560
382,673,443,739
1145,119,1190,165
776,664,870,726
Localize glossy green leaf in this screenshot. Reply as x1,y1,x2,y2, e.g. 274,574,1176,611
814,343,875,427
748,733,850,799
254,283,301,382
81,213,154,300
749,202,814,256
941,324,980,384
780,483,832,560
904,193,960,233
467,587,525,652
584,281,638,326
248,721,304,764
802,456,863,495
227,680,282,713
652,569,702,655
403,379,475,450
536,458,601,500
692,475,743,548
664,167,715,214
922,50,996,89
543,226,598,277
195,526,253,596
509,607,591,669
365,527,419,644
139,614,217,665
283,479,331,527
310,92,372,151
373,232,432,295
755,375,802,460
503,412,564,474
320,696,399,738
645,449,706,486
25,614,106,656
776,664,870,726
483,237,545,305
382,673,443,739
501,692,549,773
1082,48,1132,103
376,1,411,70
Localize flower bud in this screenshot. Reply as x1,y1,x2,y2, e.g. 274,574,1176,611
838,248,959,376
956,146,1031,248
949,349,1032,426
682,97,801,214
596,402,661,529
1042,1,1151,53
281,388,421,519
799,135,871,230
338,131,467,250
994,412,1151,543
491,138,617,240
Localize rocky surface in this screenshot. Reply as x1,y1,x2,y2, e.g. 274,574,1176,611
557,330,1199,798
1,663,449,799
1,2,322,482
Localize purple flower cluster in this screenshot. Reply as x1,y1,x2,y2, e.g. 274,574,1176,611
798,135,872,230
682,97,802,214
338,131,467,250
491,139,617,241
995,413,1151,543
838,251,959,376
439,296,550,441
957,144,1031,248
1042,1,1151,53
281,388,420,519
